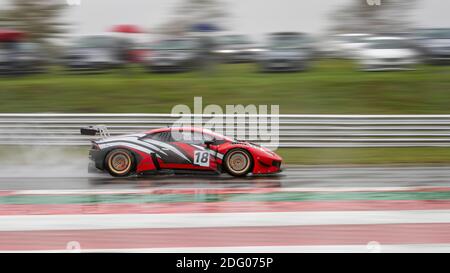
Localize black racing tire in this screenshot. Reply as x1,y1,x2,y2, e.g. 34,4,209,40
105,149,135,177
223,149,253,177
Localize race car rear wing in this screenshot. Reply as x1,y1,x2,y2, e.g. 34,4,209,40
80,125,110,138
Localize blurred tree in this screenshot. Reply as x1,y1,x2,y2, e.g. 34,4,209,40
157,0,228,35
330,0,418,34
0,0,67,43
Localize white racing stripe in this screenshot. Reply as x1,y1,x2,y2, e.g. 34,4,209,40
98,142,153,155
208,150,224,160
2,210,450,231
139,139,168,156
98,136,168,156
114,137,168,156
96,134,146,145
191,144,205,151
144,138,191,162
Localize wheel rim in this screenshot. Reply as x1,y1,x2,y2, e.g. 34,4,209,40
228,151,250,174
108,152,131,174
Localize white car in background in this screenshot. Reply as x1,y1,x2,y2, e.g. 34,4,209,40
329,33,372,59
213,35,260,63
356,36,419,71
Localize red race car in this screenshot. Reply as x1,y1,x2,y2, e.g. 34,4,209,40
81,126,283,177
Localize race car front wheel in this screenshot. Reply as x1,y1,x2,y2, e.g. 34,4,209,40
224,149,253,177
105,149,135,177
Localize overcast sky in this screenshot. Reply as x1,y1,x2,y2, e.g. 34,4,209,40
1,0,449,41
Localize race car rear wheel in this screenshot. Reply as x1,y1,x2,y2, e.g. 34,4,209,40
105,149,135,177
223,149,253,177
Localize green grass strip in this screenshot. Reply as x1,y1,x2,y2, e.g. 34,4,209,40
1,61,450,114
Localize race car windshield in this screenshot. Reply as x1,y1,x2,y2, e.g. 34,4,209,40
201,129,234,142
153,40,196,50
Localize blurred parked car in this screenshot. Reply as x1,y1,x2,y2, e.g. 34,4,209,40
256,32,314,72
415,28,450,65
0,30,49,75
13,42,49,74
128,43,151,64
356,36,419,71
213,35,260,63
328,33,372,59
64,35,132,71
144,37,201,72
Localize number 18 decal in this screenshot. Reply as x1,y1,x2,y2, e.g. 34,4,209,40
194,151,210,167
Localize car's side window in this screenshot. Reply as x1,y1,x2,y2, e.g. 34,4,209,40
145,133,162,141
145,132,174,142
202,133,214,142
148,130,224,145
203,132,226,144
163,132,175,142
170,131,205,145
193,132,207,145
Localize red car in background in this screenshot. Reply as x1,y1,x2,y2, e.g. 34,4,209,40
82,126,283,177
0,29,48,75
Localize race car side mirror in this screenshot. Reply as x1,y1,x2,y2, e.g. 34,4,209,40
204,140,215,147
80,126,99,136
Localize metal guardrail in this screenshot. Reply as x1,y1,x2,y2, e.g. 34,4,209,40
2,114,450,147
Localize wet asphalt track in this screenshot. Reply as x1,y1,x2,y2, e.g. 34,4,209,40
1,166,450,190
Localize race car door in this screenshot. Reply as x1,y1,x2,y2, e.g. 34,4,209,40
166,129,220,172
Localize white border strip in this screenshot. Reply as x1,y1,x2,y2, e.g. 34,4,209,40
2,210,450,231
7,186,450,196
4,244,450,253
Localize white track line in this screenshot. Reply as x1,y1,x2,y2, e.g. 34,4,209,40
2,210,450,231
7,185,449,195
4,244,450,253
